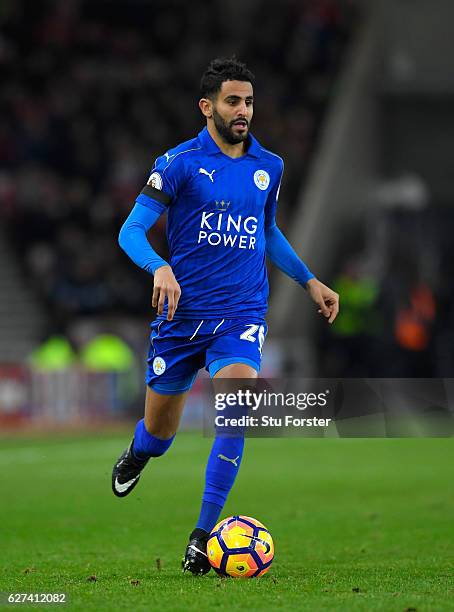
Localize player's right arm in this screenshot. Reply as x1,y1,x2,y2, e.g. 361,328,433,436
118,203,181,320
118,153,186,321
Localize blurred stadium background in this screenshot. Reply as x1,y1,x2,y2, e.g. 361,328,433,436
0,0,453,429
1,3,453,610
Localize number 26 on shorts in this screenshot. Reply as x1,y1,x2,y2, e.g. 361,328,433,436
240,324,266,355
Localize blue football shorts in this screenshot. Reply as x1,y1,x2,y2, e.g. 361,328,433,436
146,317,267,394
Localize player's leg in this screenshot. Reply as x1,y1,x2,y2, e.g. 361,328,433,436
112,318,202,497
213,363,258,378
196,363,257,531
183,319,266,575
134,386,188,456
112,387,188,497
183,360,258,575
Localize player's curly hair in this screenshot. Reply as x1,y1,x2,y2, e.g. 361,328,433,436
200,57,255,99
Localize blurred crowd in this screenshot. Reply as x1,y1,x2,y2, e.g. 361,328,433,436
0,0,357,327
320,199,454,378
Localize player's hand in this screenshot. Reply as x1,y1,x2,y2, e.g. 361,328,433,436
152,265,181,321
305,278,339,324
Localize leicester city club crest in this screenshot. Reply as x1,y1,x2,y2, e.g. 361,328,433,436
253,169,270,190
153,356,166,375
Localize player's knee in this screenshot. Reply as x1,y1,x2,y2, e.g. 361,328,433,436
143,414,176,441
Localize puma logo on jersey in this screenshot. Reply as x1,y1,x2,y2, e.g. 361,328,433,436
217,454,240,467
164,152,175,162
199,167,216,183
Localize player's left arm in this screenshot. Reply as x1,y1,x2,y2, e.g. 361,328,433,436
305,277,339,324
264,162,339,324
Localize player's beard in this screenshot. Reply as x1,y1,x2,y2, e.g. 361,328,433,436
212,107,249,145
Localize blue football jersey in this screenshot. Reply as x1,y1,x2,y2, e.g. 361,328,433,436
136,127,283,319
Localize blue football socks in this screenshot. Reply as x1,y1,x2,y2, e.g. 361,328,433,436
132,418,175,459
196,436,245,533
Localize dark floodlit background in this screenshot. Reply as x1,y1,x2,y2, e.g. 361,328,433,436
2,7,453,609
1,0,453,428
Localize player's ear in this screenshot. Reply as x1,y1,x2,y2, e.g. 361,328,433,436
199,97,213,119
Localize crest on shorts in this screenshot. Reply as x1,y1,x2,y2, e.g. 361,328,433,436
153,356,166,375
254,170,270,190
147,172,163,190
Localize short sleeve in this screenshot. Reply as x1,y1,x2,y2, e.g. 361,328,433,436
264,158,284,229
135,152,188,213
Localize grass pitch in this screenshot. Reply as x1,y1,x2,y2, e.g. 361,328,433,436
0,432,453,611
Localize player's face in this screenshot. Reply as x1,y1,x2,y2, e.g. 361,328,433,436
212,80,254,145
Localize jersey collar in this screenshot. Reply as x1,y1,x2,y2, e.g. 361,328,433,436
198,126,261,159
